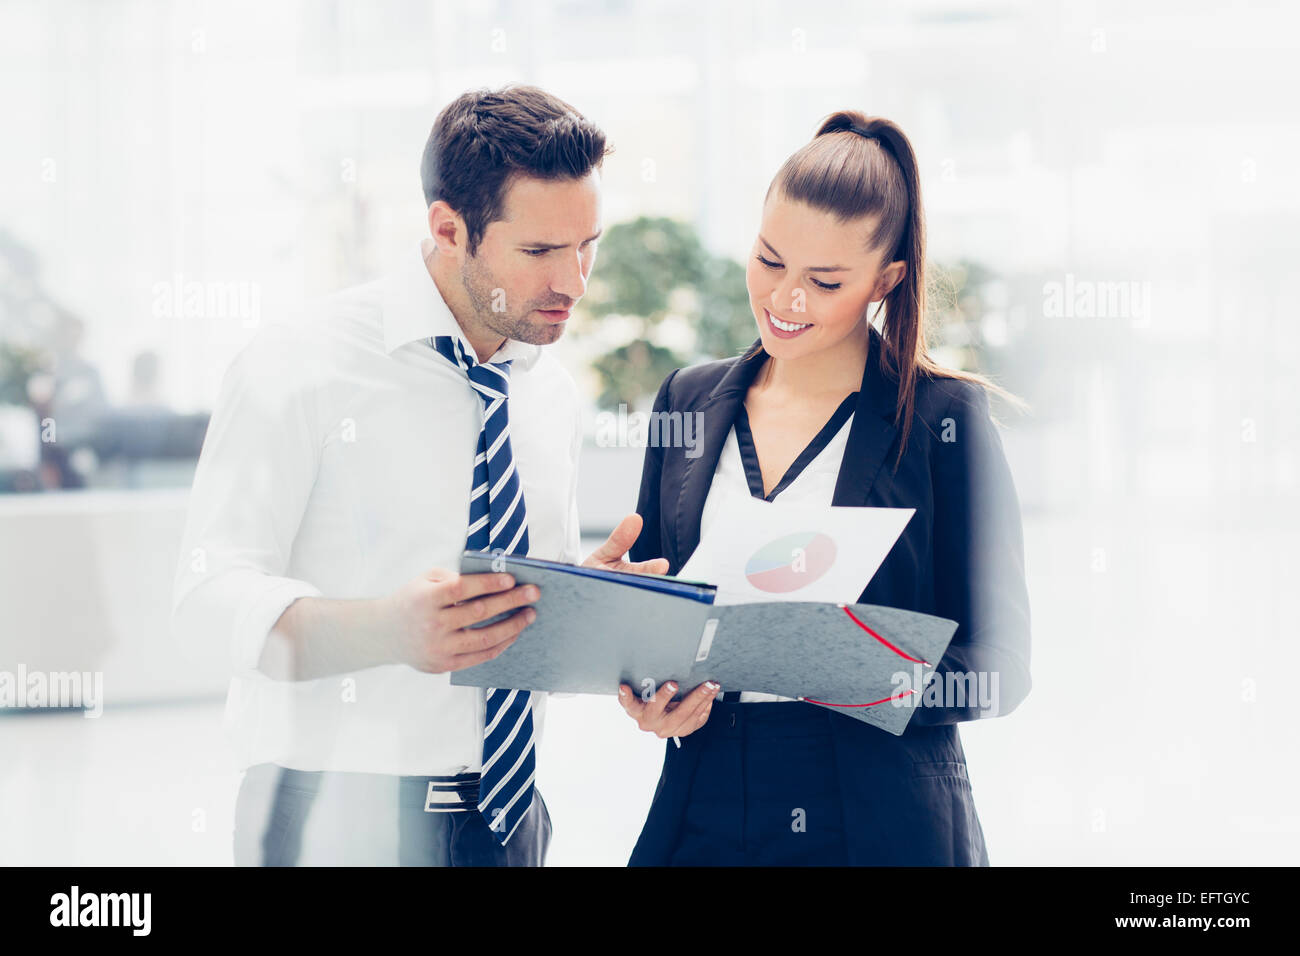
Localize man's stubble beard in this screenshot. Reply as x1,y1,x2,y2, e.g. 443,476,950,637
461,252,564,347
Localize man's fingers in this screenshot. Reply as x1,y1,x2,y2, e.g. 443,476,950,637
444,632,524,672
441,584,538,631
437,571,516,606
621,558,669,576
601,513,642,555
582,513,643,567
444,607,535,656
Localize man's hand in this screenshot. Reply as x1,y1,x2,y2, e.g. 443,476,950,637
379,568,539,674
582,513,669,575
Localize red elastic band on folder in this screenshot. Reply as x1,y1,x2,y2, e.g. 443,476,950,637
841,605,930,664
801,689,916,708
801,608,931,708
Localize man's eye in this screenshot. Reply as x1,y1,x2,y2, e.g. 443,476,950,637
810,278,841,291
755,254,783,269
523,249,548,257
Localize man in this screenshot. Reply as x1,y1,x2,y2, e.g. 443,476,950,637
171,85,665,867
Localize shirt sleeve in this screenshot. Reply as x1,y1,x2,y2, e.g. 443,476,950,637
170,326,325,673
909,382,1033,726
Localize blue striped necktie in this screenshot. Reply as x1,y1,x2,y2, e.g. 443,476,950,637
430,334,536,846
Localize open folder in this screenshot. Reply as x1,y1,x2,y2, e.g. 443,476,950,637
449,551,958,736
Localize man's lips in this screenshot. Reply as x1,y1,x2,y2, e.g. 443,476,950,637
536,307,572,322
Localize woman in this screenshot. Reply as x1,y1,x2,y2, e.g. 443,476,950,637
616,111,1032,866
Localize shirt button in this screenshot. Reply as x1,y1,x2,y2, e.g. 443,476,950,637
729,713,736,728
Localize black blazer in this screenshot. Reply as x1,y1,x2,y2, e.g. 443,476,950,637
628,329,1032,865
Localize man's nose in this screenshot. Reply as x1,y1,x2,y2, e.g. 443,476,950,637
551,251,588,301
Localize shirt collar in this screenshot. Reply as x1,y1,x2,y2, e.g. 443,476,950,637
381,239,543,371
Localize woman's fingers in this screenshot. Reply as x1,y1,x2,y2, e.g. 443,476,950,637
617,681,677,720
617,679,680,728
694,694,715,728
641,681,678,723
619,680,721,738
658,681,720,737
617,683,641,716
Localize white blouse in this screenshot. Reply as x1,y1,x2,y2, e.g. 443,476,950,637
696,394,857,703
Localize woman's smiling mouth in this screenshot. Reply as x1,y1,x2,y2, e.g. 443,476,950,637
765,308,813,338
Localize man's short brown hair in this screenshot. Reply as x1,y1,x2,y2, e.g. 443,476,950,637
420,85,610,256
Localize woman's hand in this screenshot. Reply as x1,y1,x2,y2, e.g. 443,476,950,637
618,679,720,739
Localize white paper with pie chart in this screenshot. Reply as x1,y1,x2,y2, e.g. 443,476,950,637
680,494,915,605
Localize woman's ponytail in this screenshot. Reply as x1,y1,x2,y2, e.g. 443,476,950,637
769,110,1019,466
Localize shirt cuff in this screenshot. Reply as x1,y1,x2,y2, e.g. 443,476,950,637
232,577,324,673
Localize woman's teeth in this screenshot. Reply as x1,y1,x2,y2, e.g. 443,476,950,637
767,310,811,332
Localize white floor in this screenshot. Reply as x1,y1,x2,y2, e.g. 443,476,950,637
2,689,1293,865
0,695,670,866
3,510,1297,865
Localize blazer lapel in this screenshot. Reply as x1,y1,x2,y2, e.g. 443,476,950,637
673,342,767,569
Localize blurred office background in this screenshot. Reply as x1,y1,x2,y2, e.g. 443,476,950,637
1,0,1298,865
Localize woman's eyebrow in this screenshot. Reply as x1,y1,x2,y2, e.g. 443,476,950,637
758,235,849,272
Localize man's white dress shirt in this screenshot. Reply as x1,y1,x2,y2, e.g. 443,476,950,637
171,240,582,775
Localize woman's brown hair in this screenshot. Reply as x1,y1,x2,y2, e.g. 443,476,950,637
749,110,1023,466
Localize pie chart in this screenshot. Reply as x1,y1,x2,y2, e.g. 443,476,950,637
744,531,837,593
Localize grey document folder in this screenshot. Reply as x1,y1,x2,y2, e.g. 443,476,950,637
450,551,959,736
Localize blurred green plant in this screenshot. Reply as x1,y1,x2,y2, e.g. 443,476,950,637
925,258,1000,372
575,217,755,410
0,343,42,406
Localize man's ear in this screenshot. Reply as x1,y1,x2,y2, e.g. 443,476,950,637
873,259,907,301
427,200,464,256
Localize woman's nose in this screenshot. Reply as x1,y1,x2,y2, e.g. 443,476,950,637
770,277,803,315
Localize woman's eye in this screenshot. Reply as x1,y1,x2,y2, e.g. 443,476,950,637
755,254,783,269
810,278,841,291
